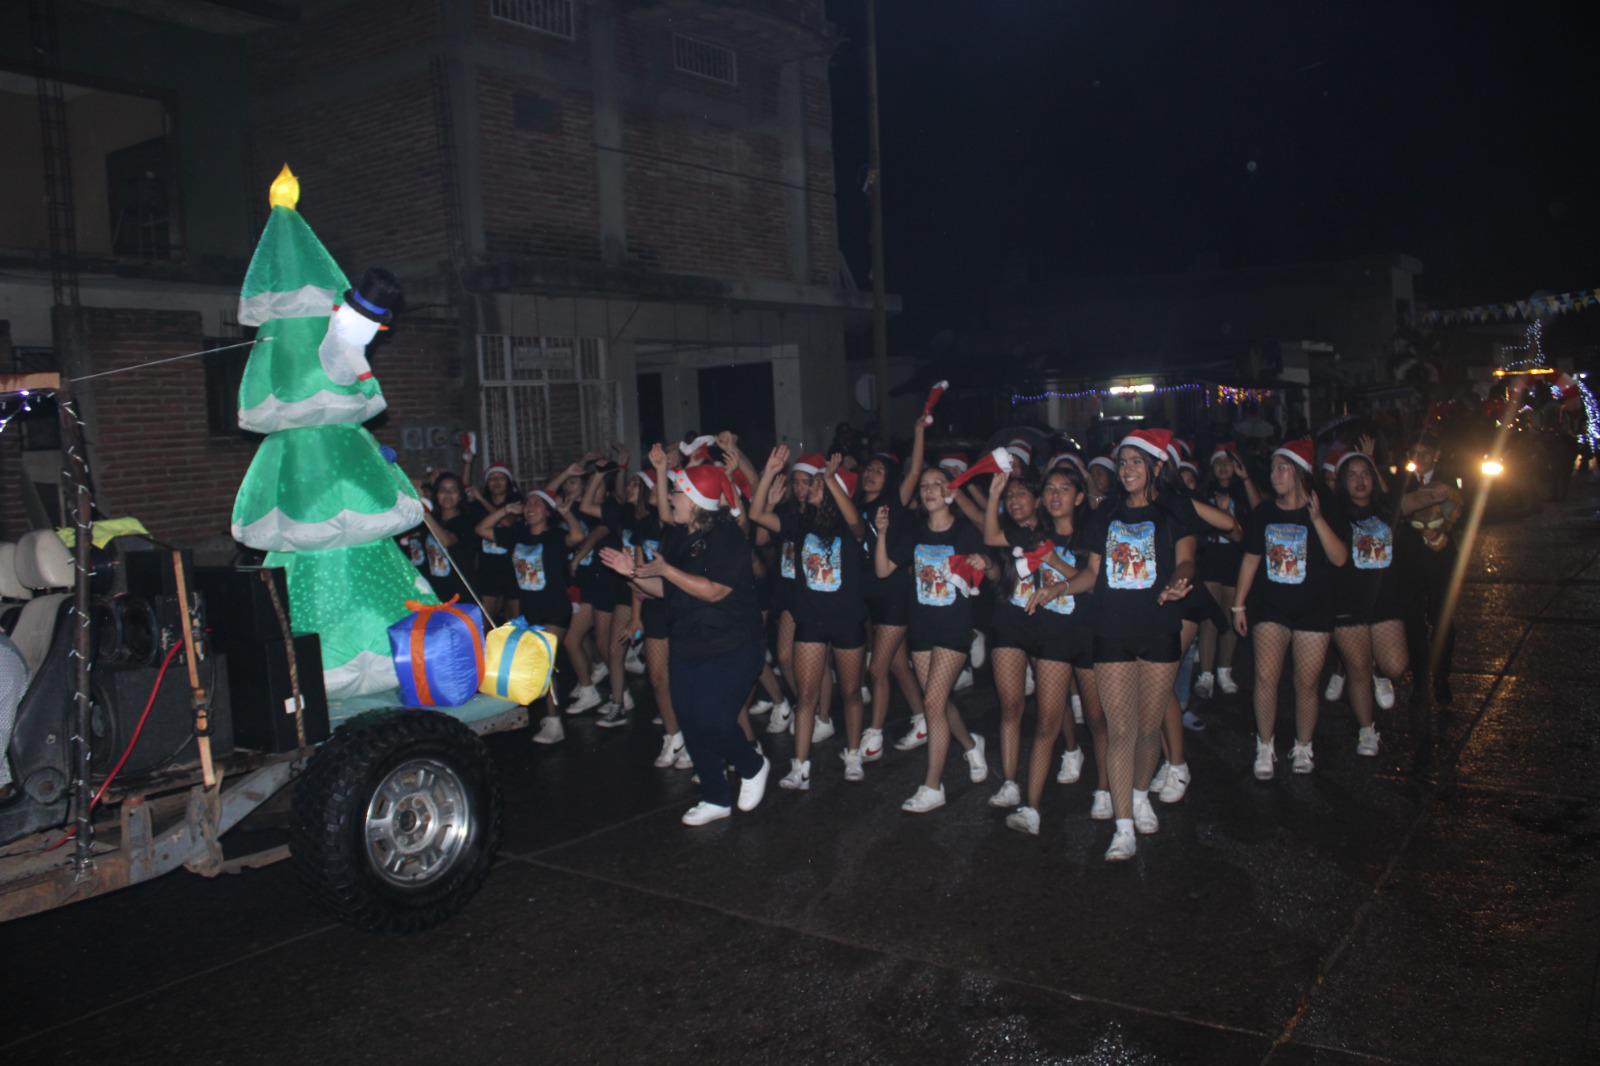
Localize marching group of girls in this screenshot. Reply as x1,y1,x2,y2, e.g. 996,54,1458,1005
402,413,1426,861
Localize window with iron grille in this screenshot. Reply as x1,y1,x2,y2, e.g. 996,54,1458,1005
673,34,737,86
477,335,619,482
490,0,575,40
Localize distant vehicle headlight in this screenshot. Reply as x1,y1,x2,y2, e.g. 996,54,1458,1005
1480,458,1505,477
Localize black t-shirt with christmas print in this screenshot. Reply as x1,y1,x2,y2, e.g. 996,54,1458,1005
1085,498,1191,640
888,514,986,650
1242,500,1345,622
779,510,866,625
493,523,570,627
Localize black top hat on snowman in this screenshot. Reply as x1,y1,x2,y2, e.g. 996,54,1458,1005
343,267,402,325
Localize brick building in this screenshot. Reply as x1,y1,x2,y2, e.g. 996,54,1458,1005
1,0,872,547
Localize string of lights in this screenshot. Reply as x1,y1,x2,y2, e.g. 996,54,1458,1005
1493,320,1600,449
1010,382,1207,407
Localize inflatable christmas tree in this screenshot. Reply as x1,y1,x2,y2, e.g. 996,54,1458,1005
231,166,435,698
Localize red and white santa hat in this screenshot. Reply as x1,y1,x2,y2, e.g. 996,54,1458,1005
949,446,1017,490
484,462,514,482
1118,428,1175,464
873,450,901,467
790,452,827,477
948,553,985,597
671,465,742,517
1273,438,1316,473
1209,440,1241,466
1335,449,1374,475
1174,438,1195,459
1047,453,1089,480
1005,437,1034,466
833,469,859,497
529,489,562,512
937,452,971,478
635,469,656,492
1320,445,1348,474
1013,539,1057,579
682,435,717,464
1178,459,1200,476
1088,455,1117,476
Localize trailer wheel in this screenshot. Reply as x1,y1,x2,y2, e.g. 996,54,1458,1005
291,710,502,934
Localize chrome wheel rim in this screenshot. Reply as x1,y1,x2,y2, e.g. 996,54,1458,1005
364,758,473,888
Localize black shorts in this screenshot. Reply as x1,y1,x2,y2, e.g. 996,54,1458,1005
1093,631,1182,664
866,589,910,627
1333,608,1404,628
478,552,519,596
1180,581,1227,628
641,599,671,640
1249,604,1334,634
1036,620,1094,669
989,603,1038,654
577,566,622,613
518,600,571,632
770,576,796,615
756,573,774,613
1197,544,1242,586
795,612,867,650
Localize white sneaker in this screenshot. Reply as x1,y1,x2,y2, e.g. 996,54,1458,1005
1024,664,1036,697
861,727,885,762
749,698,774,716
1194,671,1215,700
779,758,811,791
812,717,835,744
841,749,864,782
1324,673,1346,701
953,666,975,692
861,685,872,705
1357,725,1381,757
1373,676,1395,711
1149,761,1171,793
970,631,987,669
654,732,684,768
624,647,646,675
565,685,603,715
1006,805,1040,836
531,716,565,745
988,779,1021,808
682,801,731,826
1290,741,1315,774
901,784,946,813
766,700,793,734
1159,763,1190,803
673,743,695,771
894,715,928,751
737,756,771,811
1216,667,1239,695
1071,693,1084,724
595,701,630,729
1253,736,1276,780
590,661,609,685
1089,790,1113,820
1182,709,1207,732
1105,825,1137,862
1056,747,1084,784
964,735,989,783
621,689,635,712
1133,794,1160,835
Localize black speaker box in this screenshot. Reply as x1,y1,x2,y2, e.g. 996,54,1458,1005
193,566,290,650
124,549,193,602
91,654,235,779
224,633,329,752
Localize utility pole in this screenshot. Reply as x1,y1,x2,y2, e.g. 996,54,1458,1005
866,0,889,428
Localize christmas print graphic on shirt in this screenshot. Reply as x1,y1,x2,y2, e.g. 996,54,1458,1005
482,536,507,556
400,533,425,567
641,538,660,562
914,543,957,607
1105,520,1157,590
780,540,797,580
1042,546,1077,615
1264,523,1308,584
513,543,547,591
802,533,843,592
426,535,452,578
1351,517,1393,570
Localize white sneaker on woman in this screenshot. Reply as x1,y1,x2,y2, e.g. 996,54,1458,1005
681,801,731,826
1373,676,1396,710
531,716,565,745
654,732,684,768
590,661,609,685
964,735,989,783
1056,748,1084,784
779,758,810,791
1071,693,1084,723
748,697,773,716
841,749,864,782
737,756,771,811
765,700,793,734
861,727,885,762
988,779,1021,808
901,785,946,813
1253,736,1276,780
1089,790,1112,819
970,631,987,669
894,715,928,751
1324,673,1345,701
566,685,603,715
811,717,835,744
1194,671,1215,700
673,743,694,771
1159,763,1190,803
1133,793,1160,834
1105,825,1137,862
1290,741,1315,774
953,666,975,692
1005,805,1040,836
1357,725,1381,757
1216,667,1239,695
1149,761,1171,793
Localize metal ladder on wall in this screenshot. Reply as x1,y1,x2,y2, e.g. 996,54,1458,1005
29,0,80,310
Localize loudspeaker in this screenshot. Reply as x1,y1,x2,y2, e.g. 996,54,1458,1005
91,654,235,779
193,567,290,650
225,633,329,752
124,549,193,602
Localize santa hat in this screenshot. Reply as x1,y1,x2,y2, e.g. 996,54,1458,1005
484,462,514,482
1047,453,1088,479
833,469,859,497
682,435,717,464
1178,460,1199,476
1005,437,1034,467
1118,428,1174,464
1335,450,1374,475
790,452,826,477
949,446,1017,491
1174,438,1194,459
672,465,742,517
873,450,901,467
921,379,949,422
948,553,985,597
634,469,656,492
1013,539,1057,580
937,452,971,478
529,489,562,512
1321,445,1348,474
1273,438,1315,473
1209,440,1240,466
1088,455,1116,476
730,468,754,504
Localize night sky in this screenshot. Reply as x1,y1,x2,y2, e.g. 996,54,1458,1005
828,0,1600,348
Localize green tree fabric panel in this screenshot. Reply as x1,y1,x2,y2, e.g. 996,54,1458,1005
237,205,348,326
237,316,385,433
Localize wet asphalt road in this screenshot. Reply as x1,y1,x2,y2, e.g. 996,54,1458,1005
3,484,1599,1065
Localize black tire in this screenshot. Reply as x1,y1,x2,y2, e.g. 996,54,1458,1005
291,710,502,934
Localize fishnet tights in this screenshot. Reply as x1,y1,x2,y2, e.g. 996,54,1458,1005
794,642,866,759
991,648,1029,782
777,609,831,721
867,623,924,729
563,603,594,687
1160,619,1200,772
911,648,975,790
1095,659,1177,820
1023,660,1075,810
1252,622,1331,744
1334,620,1409,729
645,636,679,736
1075,669,1109,791
1199,582,1238,674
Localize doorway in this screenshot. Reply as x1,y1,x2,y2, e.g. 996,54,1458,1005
696,362,775,460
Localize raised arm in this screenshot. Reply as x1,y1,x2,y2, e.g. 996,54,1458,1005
473,501,521,540
899,416,928,507
1232,455,1263,508
872,506,897,578
823,453,866,540
647,443,672,526
749,445,788,534
982,470,1010,548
